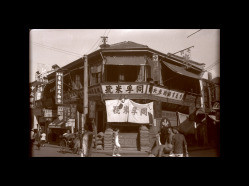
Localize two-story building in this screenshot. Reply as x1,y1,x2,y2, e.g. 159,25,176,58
35,40,206,150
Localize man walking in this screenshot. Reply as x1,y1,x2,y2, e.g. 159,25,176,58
170,127,189,157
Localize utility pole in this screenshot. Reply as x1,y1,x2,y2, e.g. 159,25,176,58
81,54,88,157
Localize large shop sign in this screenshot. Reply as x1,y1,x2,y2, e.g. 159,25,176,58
148,86,185,101
102,84,147,94
55,71,63,104
105,99,154,124
44,109,57,117
63,104,77,121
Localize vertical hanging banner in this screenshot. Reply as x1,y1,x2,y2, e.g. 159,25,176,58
128,100,153,124
55,71,63,104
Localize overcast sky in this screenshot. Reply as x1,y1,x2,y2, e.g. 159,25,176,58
29,29,220,82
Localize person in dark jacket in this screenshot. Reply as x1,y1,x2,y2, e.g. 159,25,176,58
170,128,188,157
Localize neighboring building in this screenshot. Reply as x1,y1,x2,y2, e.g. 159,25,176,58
30,40,207,150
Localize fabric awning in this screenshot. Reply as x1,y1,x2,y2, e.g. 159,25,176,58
48,117,65,128
105,56,147,65
162,61,201,79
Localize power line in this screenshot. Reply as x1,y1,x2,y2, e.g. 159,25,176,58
106,29,111,37
32,42,83,58
187,29,202,38
103,29,108,36
205,60,220,71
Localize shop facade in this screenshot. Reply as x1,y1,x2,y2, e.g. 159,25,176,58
33,41,206,151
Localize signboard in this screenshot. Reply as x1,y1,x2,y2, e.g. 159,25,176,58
55,71,63,104
63,106,71,122
44,109,57,118
89,101,96,118
70,104,77,119
30,85,36,108
102,84,147,94
162,111,177,126
57,106,64,116
66,119,75,127
148,86,184,101
105,99,153,124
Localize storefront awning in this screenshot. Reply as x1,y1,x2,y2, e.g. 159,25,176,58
48,117,65,128
105,56,147,66
162,61,201,79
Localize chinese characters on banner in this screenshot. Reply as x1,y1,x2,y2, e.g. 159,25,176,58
101,84,185,102
128,100,153,124
102,84,147,94
105,99,129,122
105,99,153,124
148,86,184,101
55,72,63,104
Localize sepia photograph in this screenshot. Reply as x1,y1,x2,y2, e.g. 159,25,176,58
29,29,220,157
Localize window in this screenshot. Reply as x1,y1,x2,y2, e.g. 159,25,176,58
92,72,102,85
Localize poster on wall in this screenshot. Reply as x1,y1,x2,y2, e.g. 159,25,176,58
55,71,63,104
105,99,154,124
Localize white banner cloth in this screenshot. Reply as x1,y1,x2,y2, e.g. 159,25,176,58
105,99,129,122
128,100,153,124
105,99,153,124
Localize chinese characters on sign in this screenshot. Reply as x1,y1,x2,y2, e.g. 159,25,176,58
105,99,154,124
102,84,185,101
102,84,147,95
148,86,184,101
44,109,57,117
30,85,36,108
57,106,64,116
55,72,63,104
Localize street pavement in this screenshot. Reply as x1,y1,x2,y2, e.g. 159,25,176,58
31,142,219,157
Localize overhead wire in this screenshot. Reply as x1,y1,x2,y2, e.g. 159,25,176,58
32,42,83,57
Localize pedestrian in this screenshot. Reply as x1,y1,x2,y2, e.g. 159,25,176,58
158,127,174,157
112,128,121,157
160,118,171,145
40,131,46,147
81,120,93,157
35,130,41,150
149,132,162,157
30,129,35,150
170,127,189,157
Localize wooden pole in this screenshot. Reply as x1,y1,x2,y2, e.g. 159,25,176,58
81,55,88,157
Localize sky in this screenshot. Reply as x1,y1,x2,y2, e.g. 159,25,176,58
29,29,220,82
